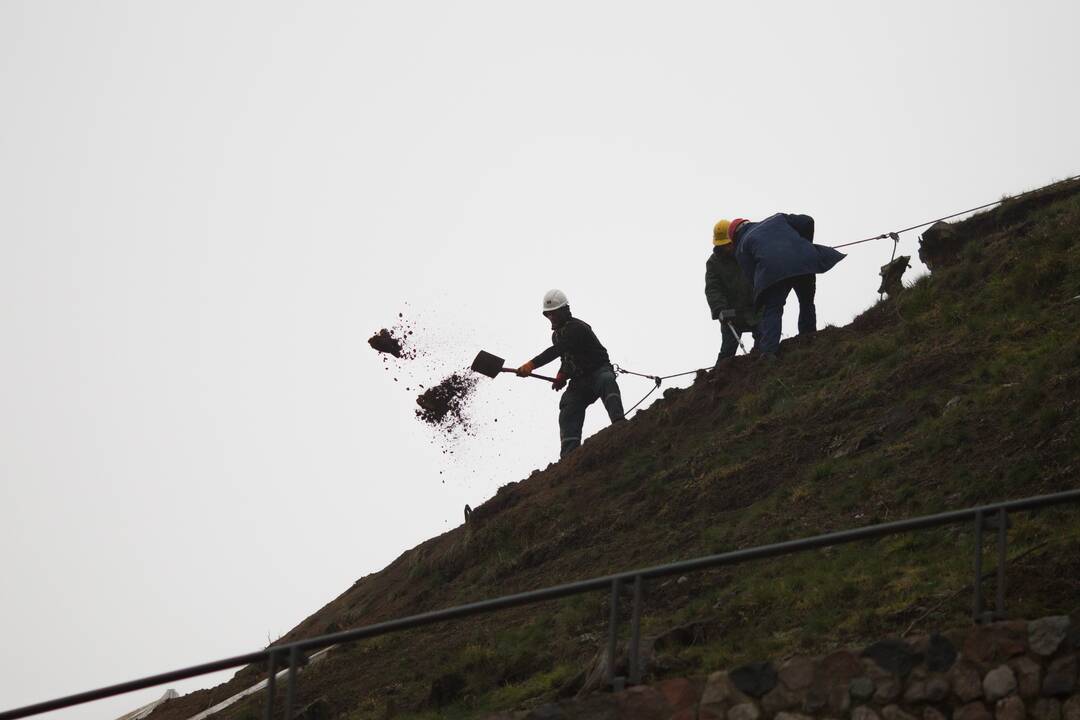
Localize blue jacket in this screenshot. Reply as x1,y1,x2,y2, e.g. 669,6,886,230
734,213,846,303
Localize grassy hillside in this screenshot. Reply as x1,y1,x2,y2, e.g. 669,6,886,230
150,179,1080,720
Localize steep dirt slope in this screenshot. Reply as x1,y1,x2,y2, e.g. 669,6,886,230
150,179,1080,720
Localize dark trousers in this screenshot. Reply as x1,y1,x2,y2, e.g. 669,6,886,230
757,274,817,356
717,320,760,364
558,365,624,457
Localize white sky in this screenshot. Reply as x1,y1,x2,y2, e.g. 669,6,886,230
2,2,1078,718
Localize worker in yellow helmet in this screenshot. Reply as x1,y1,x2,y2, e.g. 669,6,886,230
705,220,760,365
724,213,846,358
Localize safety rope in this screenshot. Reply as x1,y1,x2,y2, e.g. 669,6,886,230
612,172,1080,413
612,365,663,415
615,364,715,383
829,173,1080,250
622,383,660,416
614,363,717,416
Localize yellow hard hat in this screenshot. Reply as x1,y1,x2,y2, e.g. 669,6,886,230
713,219,732,246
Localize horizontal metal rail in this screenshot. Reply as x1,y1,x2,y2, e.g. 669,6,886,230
2,488,1078,720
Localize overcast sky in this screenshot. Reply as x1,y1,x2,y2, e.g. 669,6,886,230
2,2,1078,718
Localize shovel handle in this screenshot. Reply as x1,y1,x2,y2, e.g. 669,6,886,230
500,368,558,382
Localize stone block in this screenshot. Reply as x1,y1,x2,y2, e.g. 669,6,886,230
852,706,881,720
762,683,800,715
775,713,814,720
1062,695,1080,720
702,672,752,710
963,622,1028,669
615,685,668,720
955,701,992,720
1043,656,1078,698
927,634,959,672
1008,656,1041,699
1030,618,1072,657
950,660,985,702
732,662,778,699
822,651,865,685
904,678,929,704
882,704,919,720
904,673,949,704
1032,698,1062,720
994,695,1025,720
864,640,919,678
873,675,903,704
656,677,703,714
809,650,860,715
983,665,1018,702
923,707,948,720
779,657,817,692
850,677,875,703
728,702,762,720
927,674,951,702
827,684,851,716
802,684,828,713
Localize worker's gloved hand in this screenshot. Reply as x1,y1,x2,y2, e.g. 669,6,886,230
719,309,736,321
516,361,535,377
551,373,567,392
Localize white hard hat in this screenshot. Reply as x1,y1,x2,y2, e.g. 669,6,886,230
542,289,569,312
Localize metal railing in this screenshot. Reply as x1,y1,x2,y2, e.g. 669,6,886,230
2,488,1078,720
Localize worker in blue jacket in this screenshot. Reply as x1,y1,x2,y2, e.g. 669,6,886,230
724,214,845,358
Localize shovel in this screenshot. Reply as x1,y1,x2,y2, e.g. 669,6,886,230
471,350,557,382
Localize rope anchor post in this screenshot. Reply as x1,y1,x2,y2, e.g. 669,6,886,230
878,232,902,302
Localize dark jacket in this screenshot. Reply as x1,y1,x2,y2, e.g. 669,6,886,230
531,317,611,380
734,213,846,303
705,249,759,329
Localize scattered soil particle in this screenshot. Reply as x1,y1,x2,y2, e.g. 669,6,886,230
415,372,478,431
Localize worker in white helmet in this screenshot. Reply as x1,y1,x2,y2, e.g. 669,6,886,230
516,290,625,457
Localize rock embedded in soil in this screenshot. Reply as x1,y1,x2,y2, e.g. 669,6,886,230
1043,656,1078,697
863,640,917,678
927,634,958,672
983,664,1017,702
997,696,1027,720
1030,617,1072,657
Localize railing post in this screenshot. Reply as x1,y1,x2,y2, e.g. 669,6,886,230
995,508,1008,620
606,578,622,691
628,575,643,686
284,646,299,720
263,651,277,720
973,509,984,623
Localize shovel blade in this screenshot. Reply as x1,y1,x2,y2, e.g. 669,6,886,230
471,350,506,379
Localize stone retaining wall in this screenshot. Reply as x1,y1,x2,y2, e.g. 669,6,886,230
488,615,1079,720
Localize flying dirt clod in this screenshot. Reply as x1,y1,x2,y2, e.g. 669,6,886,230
415,372,478,431
368,312,419,362
368,327,418,360
368,328,405,357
